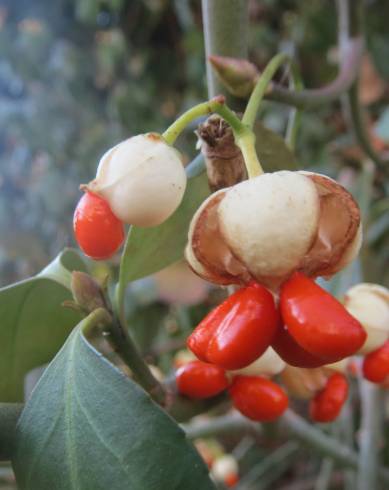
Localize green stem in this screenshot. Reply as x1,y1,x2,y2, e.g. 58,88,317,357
285,62,304,150
162,97,263,177
236,131,263,178
202,0,249,107
162,98,244,146
237,442,299,489
112,277,165,404
107,312,166,405
242,53,290,129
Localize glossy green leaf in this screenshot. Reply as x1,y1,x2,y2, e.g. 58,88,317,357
254,121,298,172
0,249,86,402
119,161,210,284
13,311,216,490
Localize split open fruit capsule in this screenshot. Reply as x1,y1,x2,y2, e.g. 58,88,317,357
186,171,361,290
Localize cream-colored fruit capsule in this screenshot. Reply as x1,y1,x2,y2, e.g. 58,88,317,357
186,170,361,290
229,347,286,378
325,358,349,373
282,361,348,399
344,283,389,354
211,455,238,482
87,133,187,227
281,366,331,399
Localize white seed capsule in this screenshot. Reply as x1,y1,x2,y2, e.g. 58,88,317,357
325,358,349,373
211,455,238,482
281,366,330,399
229,347,285,378
344,283,389,354
186,170,361,290
218,171,320,289
87,133,186,227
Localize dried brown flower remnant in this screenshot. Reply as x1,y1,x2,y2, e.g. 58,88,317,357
197,115,247,192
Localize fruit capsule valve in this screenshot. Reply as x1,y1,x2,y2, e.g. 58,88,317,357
85,133,187,227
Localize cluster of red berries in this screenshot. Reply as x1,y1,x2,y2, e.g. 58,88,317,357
176,272,365,422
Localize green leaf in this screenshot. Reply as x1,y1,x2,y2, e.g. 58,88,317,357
254,121,298,171
12,311,216,490
119,163,210,284
0,403,23,461
0,249,86,402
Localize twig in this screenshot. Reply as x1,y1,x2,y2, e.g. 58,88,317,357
202,0,249,107
356,380,383,490
314,458,334,490
338,399,356,490
183,412,261,439
265,38,363,110
338,0,389,173
183,410,389,484
237,441,299,490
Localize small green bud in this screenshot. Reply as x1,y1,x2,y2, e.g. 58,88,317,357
71,271,107,313
209,55,259,98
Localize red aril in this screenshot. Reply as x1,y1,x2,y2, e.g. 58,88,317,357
309,372,348,422
73,192,124,260
272,324,327,368
229,376,288,422
280,272,366,362
187,282,279,370
175,360,230,399
362,340,389,384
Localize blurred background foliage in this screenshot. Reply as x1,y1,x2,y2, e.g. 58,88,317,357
0,0,388,488
0,0,388,288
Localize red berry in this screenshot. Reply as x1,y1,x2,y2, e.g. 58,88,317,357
224,473,239,487
229,376,288,422
309,372,348,423
187,283,279,370
175,360,230,399
272,324,327,368
362,340,389,384
280,272,366,362
73,192,125,260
